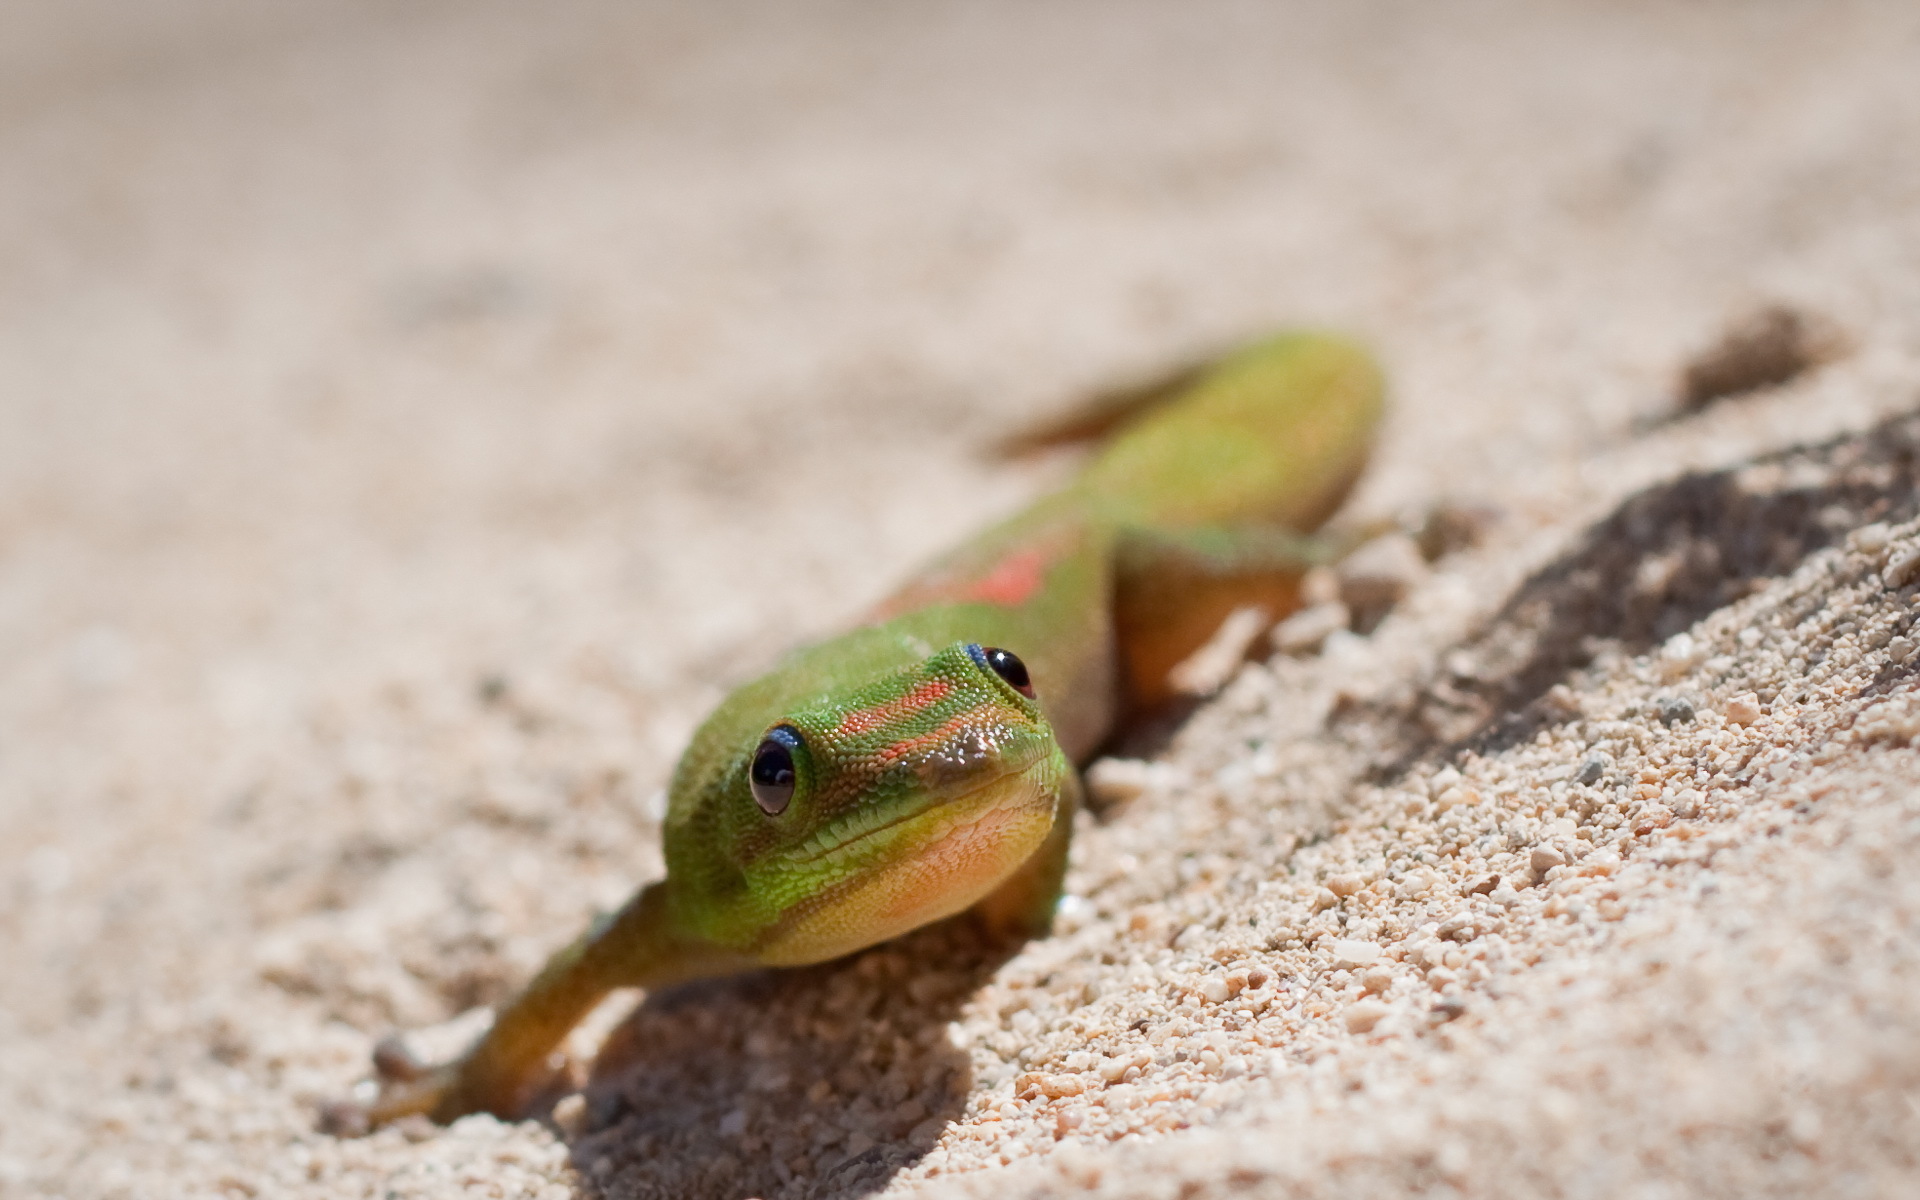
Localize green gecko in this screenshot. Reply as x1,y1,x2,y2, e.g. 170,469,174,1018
356,331,1383,1126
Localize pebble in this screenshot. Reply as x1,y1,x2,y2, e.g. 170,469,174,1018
1885,546,1920,590
1656,696,1696,726
1270,601,1351,654
1325,873,1365,898
1085,758,1153,806
1574,755,1610,786
1300,565,1342,606
1343,1002,1390,1034
1337,533,1428,616
1360,966,1395,995
1850,523,1892,555
1014,1074,1087,1100
1658,633,1703,680
1724,693,1764,726
1329,940,1381,969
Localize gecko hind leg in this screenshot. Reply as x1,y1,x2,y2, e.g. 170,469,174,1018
1111,523,1349,714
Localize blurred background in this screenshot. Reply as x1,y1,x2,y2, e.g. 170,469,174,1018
4,1,1920,1195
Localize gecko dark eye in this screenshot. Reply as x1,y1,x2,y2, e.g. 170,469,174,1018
749,726,802,815
980,646,1035,698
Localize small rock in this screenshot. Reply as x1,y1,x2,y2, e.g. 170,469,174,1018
1270,601,1351,654
1655,696,1696,725
1197,976,1231,1004
553,1094,591,1137
1658,632,1703,681
1300,564,1342,606
1098,1055,1133,1083
1343,1001,1390,1034
1435,912,1483,942
1325,873,1365,898
1329,940,1381,969
1530,846,1567,874
1889,637,1917,665
1884,546,1920,591
1416,498,1503,560
1724,693,1764,726
315,1100,370,1139
1678,303,1841,410
1574,755,1610,786
1360,966,1395,995
1338,533,1428,629
1850,524,1892,555
1541,683,1583,718
1085,758,1153,806
1430,997,1469,1023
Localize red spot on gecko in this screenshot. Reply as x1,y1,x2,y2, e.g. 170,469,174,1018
836,679,953,736
864,528,1073,623
959,547,1050,608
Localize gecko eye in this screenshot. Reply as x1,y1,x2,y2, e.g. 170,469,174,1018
749,725,803,815
979,646,1035,699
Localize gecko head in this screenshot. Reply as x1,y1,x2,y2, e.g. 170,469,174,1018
668,641,1069,964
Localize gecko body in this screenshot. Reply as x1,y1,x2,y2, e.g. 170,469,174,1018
362,331,1383,1124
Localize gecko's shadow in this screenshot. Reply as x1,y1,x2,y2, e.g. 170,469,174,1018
1363,407,1920,767
564,917,1014,1200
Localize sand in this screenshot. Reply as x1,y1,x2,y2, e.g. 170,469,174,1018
5,2,1920,1197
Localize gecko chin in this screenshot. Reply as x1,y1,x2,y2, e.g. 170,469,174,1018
750,750,1066,967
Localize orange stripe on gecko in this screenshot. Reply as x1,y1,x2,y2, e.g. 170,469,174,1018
871,705,1000,767
834,679,954,736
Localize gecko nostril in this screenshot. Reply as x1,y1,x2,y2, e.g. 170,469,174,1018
913,727,1001,790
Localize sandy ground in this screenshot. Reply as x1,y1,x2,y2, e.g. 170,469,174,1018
5,2,1920,1197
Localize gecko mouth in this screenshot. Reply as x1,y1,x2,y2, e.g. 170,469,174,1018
792,748,1057,866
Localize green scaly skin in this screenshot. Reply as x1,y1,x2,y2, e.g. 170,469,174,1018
359,331,1384,1126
